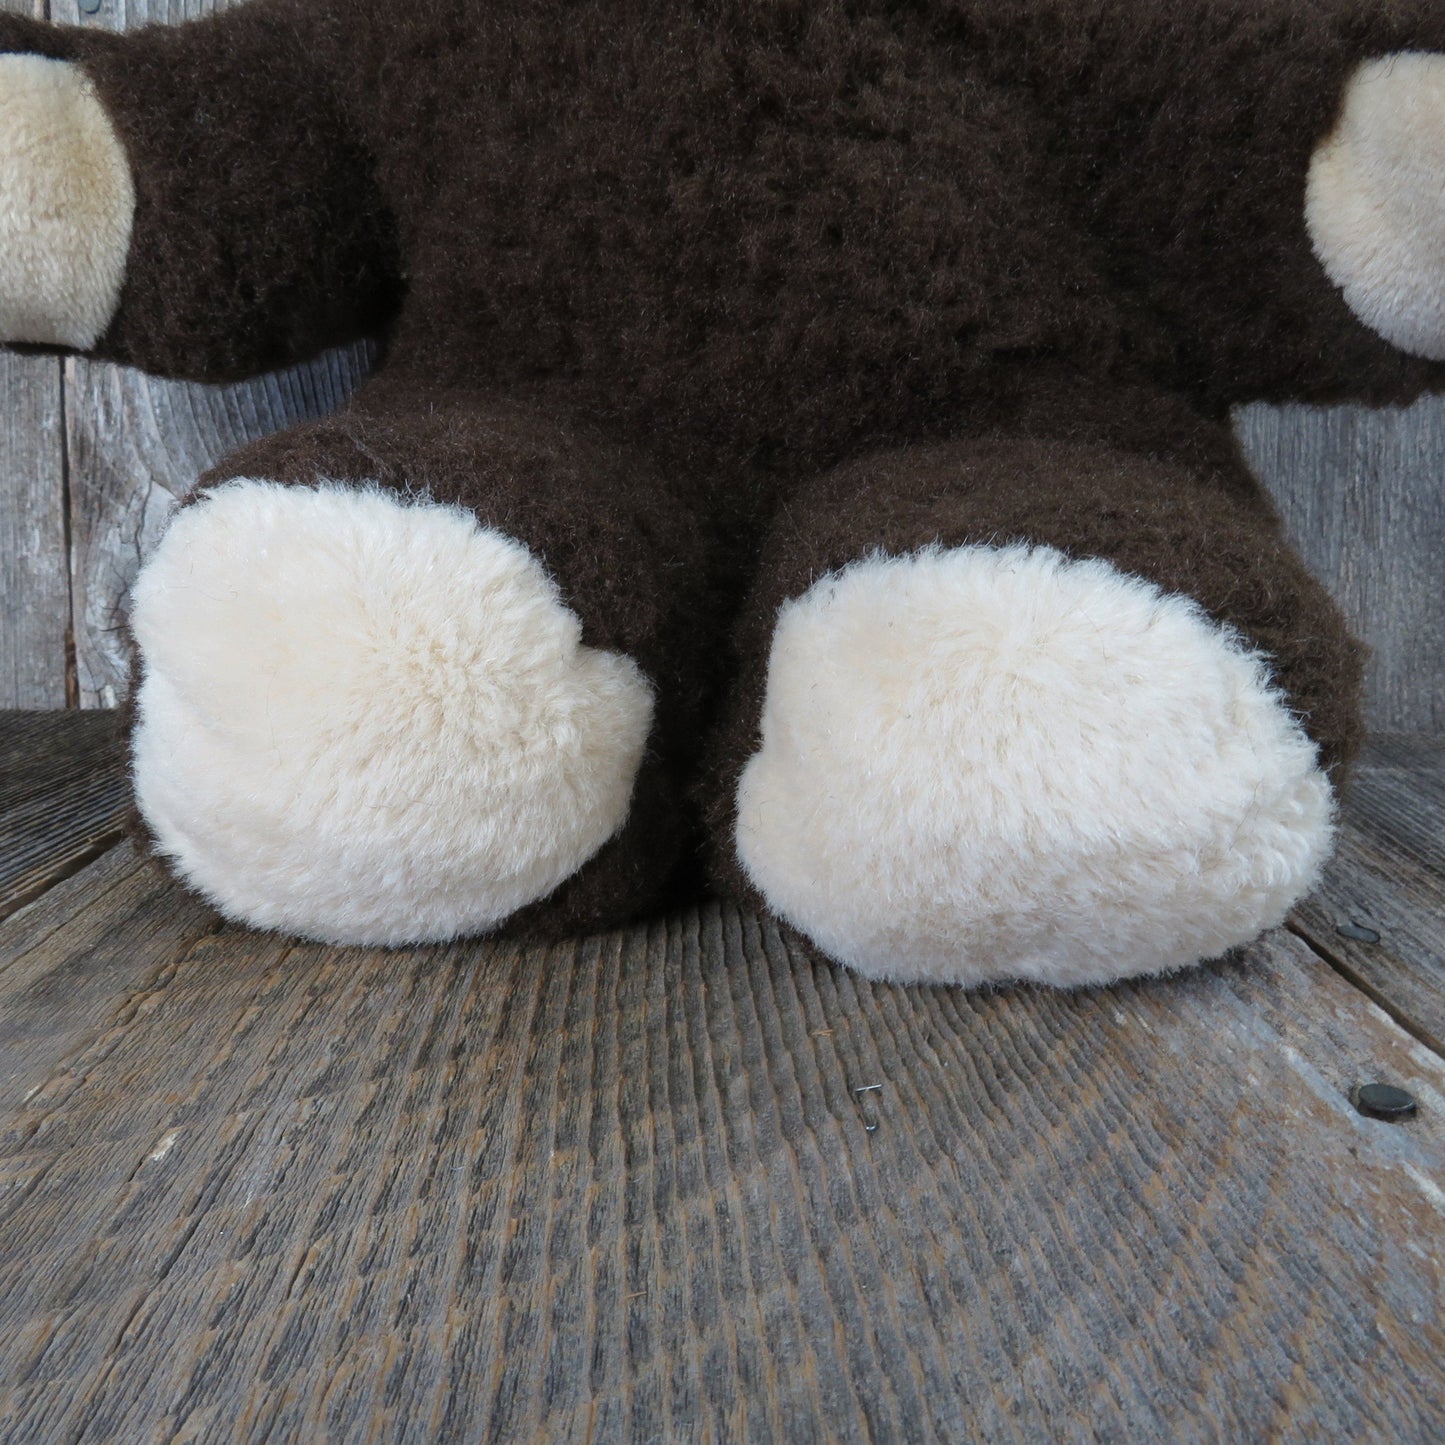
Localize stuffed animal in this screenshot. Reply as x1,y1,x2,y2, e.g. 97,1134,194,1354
2,0,1442,988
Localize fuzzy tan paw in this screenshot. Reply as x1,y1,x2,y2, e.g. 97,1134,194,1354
1308,51,1445,360
0,54,133,349
735,545,1335,988
130,481,654,945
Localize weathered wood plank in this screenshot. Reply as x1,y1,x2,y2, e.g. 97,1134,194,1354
0,841,146,973
0,861,1439,1442
1235,397,1445,734
0,710,129,923
1292,736,1445,1057
0,846,217,1118
0,1,66,710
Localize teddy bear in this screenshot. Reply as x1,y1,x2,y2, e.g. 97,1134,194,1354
1,0,1442,989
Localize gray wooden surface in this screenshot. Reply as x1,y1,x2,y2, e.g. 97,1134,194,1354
1293,735,1445,1056
1,713,1443,1443
1236,400,1445,735
1,0,1444,728
0,709,127,923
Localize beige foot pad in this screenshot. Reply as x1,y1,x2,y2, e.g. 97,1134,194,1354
131,481,654,945
735,544,1335,988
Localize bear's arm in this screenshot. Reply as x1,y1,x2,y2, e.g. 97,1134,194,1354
0,1,400,382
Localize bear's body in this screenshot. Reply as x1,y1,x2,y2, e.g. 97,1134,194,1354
17,2,1445,462
2,0,1443,984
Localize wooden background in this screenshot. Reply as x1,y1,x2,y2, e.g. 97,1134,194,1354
1,720,1443,1442
1,0,1443,733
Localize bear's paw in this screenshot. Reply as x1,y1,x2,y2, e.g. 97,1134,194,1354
734,544,1334,988
130,480,653,945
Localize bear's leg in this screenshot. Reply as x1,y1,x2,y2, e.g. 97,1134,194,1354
704,431,1362,989
127,379,722,944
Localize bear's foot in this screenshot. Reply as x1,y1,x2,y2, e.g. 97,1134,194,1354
734,544,1334,988
130,480,653,945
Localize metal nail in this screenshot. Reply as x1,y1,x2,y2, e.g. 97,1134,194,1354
1336,921,1381,943
1351,1083,1418,1121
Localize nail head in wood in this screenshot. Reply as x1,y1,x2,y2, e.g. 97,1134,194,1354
1351,1083,1418,1121
1336,921,1382,943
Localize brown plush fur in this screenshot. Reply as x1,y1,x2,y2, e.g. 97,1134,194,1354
4,0,1443,934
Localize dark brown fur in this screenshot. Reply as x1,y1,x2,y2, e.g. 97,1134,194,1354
3,0,1441,932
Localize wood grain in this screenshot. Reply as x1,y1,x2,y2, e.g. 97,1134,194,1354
0,710,129,924
0,864,1440,1441
1235,396,1445,734
0,333,67,708
1292,736,1445,1057
0,844,217,1117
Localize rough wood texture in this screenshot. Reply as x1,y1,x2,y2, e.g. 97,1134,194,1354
1236,397,1445,734
0,350,65,709
0,846,217,1117
0,817,1442,1437
0,711,128,924
1293,736,1445,1057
